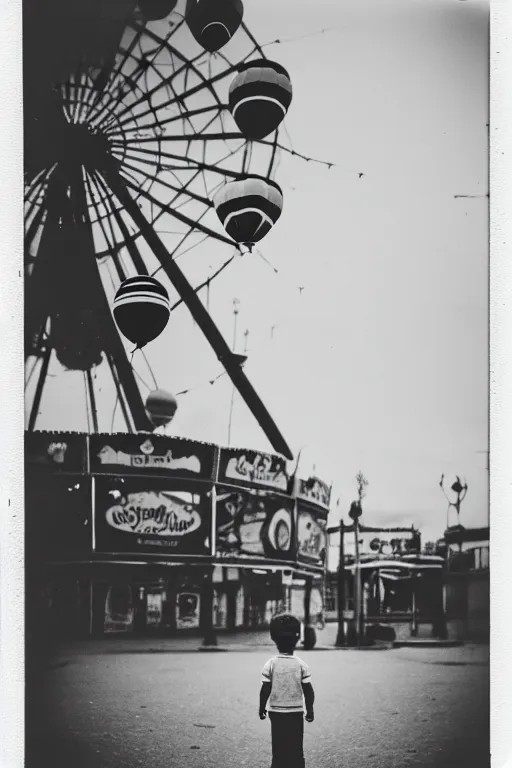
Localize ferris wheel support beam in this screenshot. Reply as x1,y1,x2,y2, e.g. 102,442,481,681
25,162,152,433
25,202,48,259
86,369,99,433
67,163,153,433
101,159,294,460
27,344,52,432
106,352,134,433
25,172,70,357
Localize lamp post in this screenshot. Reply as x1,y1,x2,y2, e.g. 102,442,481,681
201,566,217,647
335,520,346,646
354,511,362,647
349,501,363,647
303,576,315,649
350,470,368,647
410,571,418,637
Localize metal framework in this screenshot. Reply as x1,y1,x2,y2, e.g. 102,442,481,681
24,7,293,458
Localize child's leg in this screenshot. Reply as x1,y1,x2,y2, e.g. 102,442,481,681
291,713,305,768
269,713,283,768
269,713,305,768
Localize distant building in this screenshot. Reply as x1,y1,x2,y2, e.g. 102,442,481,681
324,521,490,643
441,525,489,643
443,524,489,570
325,522,448,641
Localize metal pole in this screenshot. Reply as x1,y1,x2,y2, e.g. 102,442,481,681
411,572,418,637
335,521,346,646
432,562,448,640
106,352,133,433
211,485,217,558
304,576,312,626
86,369,99,433
303,575,314,650
201,566,217,646
354,518,362,647
27,342,52,431
227,299,240,445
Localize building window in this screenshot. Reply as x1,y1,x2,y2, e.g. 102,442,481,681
472,546,489,571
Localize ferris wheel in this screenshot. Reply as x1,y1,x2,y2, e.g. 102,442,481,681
24,0,295,459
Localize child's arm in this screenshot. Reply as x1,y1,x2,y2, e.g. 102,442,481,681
259,682,272,719
302,682,315,722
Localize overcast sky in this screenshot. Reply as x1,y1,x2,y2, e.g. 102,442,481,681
28,0,489,544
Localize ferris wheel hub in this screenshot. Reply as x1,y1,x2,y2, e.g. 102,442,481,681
59,122,111,171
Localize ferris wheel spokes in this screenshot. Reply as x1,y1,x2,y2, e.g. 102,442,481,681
25,11,294,449
25,165,152,433
89,171,151,276
101,156,293,459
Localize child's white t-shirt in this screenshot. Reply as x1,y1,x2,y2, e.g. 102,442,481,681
261,654,312,713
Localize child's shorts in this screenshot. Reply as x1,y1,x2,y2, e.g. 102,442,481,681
268,712,305,768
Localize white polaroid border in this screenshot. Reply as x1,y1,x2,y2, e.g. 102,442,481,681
490,2,512,766
0,0,24,766
0,1,509,767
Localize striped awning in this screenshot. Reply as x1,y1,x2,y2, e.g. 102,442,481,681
345,559,443,572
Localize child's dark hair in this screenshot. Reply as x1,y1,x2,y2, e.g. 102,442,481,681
270,613,301,653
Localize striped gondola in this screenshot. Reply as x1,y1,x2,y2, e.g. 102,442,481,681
213,176,283,248
113,275,170,349
138,0,178,21
229,59,292,140
185,0,244,53
145,389,178,427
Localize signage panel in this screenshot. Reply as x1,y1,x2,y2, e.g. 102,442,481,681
215,486,295,561
343,529,420,559
217,448,289,493
89,434,216,481
94,476,211,556
295,476,331,511
296,505,327,565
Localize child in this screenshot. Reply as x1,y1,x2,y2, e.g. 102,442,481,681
259,614,315,768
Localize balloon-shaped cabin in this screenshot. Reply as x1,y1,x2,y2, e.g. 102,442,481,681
185,0,244,53
229,59,293,140
113,275,170,349
145,389,178,428
138,0,178,21
213,176,283,248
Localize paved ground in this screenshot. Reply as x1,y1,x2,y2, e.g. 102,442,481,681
27,641,489,768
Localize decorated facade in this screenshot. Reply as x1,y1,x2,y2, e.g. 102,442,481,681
26,431,328,640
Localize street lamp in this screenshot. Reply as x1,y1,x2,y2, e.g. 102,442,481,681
335,520,345,646
349,500,363,647
439,474,468,532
